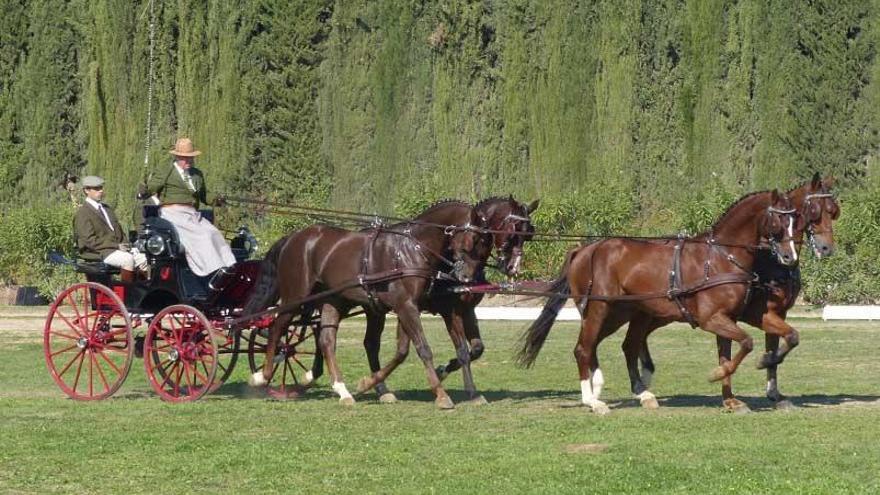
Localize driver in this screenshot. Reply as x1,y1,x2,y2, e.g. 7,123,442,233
139,137,236,290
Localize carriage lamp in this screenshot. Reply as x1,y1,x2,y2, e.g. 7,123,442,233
145,234,166,256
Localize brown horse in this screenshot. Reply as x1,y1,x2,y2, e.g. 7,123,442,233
632,174,839,411
353,196,539,404
517,190,798,414
245,200,491,409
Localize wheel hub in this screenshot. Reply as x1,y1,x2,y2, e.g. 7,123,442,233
168,348,180,362
76,336,89,349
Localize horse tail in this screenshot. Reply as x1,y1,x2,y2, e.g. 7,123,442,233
515,248,578,368
243,235,288,315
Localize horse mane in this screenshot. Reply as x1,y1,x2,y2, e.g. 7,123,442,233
710,190,771,229
422,198,470,211
474,195,515,211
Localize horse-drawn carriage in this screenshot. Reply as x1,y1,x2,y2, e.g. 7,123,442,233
43,204,320,402
43,175,840,412
44,197,537,405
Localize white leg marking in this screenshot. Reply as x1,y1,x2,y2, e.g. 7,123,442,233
332,381,353,400
788,217,798,262
302,370,314,385
591,368,605,401
249,371,267,387
580,379,595,405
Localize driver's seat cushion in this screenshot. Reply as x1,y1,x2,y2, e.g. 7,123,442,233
74,261,121,275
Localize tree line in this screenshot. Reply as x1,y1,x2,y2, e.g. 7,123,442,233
1,0,878,302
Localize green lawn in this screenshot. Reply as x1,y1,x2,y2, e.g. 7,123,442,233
1,315,879,494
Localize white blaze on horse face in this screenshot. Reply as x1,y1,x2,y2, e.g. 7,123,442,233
332,381,353,400
788,216,798,262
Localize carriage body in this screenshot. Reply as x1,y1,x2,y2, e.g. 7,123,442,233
42,206,312,402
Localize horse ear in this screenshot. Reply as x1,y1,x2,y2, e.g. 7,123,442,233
526,199,540,213
771,189,780,203
823,175,836,189
811,171,821,189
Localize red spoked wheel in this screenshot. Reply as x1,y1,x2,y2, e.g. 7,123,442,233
247,319,318,399
44,282,133,400
210,327,241,391
143,305,219,402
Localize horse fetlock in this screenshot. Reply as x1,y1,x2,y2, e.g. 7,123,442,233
435,365,449,382
301,370,315,386
248,371,268,388
708,365,729,382
640,368,654,388
756,352,776,370
355,376,373,395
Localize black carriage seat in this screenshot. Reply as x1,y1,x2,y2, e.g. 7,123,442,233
74,260,120,276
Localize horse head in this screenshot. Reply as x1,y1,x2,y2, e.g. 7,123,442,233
446,209,493,283
759,190,799,267
473,195,539,277
796,172,839,259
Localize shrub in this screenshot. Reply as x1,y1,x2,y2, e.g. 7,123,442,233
0,203,78,298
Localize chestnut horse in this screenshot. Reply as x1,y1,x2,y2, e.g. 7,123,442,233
632,174,839,411
517,190,798,414
245,200,491,409
353,196,539,404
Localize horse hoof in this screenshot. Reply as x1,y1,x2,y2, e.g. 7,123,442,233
774,399,796,411
248,372,267,388
722,399,751,414
339,396,356,406
707,366,727,382
355,377,372,395
435,396,455,410
378,392,398,404
640,397,660,410
590,401,611,415
463,395,489,406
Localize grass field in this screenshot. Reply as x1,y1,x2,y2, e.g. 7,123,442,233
1,312,879,494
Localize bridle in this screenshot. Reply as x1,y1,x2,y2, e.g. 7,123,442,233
764,205,799,262
801,192,836,252
492,212,532,276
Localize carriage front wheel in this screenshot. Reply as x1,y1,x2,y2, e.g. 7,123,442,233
44,282,134,400
143,305,219,402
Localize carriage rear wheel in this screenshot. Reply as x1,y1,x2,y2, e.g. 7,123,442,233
44,282,133,400
212,328,241,389
143,305,219,402
247,316,319,399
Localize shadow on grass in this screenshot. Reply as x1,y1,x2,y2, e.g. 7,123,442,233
111,382,880,411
